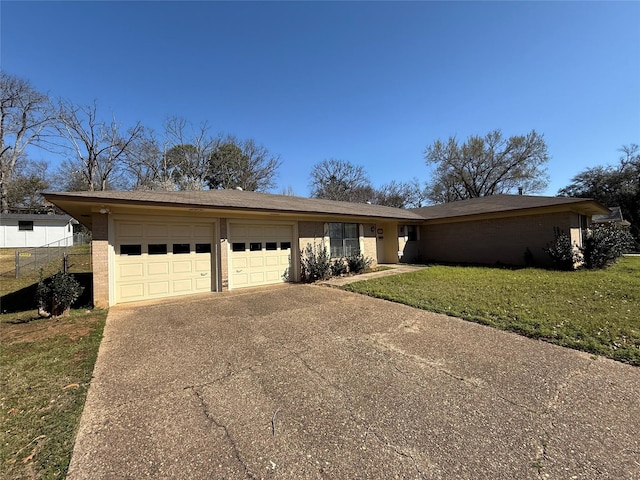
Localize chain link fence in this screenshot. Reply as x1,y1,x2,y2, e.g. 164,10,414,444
1,233,91,279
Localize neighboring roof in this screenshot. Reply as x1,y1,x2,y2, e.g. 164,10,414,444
592,206,631,226
0,213,74,222
411,194,610,221
42,189,425,223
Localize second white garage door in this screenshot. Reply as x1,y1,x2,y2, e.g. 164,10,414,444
229,223,293,288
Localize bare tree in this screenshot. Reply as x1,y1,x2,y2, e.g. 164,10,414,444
309,159,374,202
162,117,220,190
121,130,168,190
207,136,281,191
50,158,93,192
373,178,429,208
279,185,296,196
424,129,549,203
0,72,54,212
55,99,143,191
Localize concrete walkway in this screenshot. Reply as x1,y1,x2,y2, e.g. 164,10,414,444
320,263,427,286
68,284,640,479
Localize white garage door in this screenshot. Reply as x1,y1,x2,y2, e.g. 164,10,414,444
115,220,215,304
229,223,293,288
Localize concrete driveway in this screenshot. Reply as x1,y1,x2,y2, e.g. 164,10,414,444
68,284,640,479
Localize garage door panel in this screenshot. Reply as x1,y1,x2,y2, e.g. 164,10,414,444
249,272,265,283
266,270,282,281
119,223,143,237
172,261,192,273
148,262,170,275
120,283,144,298
146,224,168,237
195,258,210,271
193,225,211,237
276,226,290,237
173,279,193,292
232,257,248,268
249,257,264,267
262,226,277,237
265,255,279,266
120,263,144,278
168,224,187,237
233,225,249,237
248,226,264,237
234,273,248,285
148,281,170,295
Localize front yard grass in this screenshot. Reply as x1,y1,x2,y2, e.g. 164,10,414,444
0,309,107,479
344,256,640,366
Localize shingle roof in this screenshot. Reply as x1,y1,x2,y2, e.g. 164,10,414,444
411,194,609,220
43,189,425,221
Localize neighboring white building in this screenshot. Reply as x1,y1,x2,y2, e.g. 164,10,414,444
0,214,76,248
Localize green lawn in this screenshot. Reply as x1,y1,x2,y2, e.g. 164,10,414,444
344,256,640,366
0,309,107,479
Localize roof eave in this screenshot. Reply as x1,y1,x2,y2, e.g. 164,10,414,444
42,192,424,226
420,199,610,224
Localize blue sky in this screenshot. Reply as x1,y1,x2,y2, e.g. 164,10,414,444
2,1,639,198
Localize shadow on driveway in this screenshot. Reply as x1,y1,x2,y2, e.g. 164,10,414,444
68,284,640,479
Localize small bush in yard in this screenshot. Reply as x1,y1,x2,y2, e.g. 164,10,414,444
331,258,348,276
37,271,85,316
346,252,373,274
581,223,635,269
544,227,581,270
301,243,332,282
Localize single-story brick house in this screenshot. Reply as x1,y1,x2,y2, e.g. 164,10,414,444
42,190,609,307
0,213,76,248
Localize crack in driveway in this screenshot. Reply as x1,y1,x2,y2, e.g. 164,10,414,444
188,386,258,480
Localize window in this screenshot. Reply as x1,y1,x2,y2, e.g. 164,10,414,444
173,243,190,254
120,244,142,256
148,244,167,255
196,243,211,253
266,242,277,251
281,242,291,250
232,243,246,252
250,242,262,251
18,221,34,231
329,223,359,257
407,225,418,242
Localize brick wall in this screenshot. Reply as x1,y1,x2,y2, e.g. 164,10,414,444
422,212,577,267
91,213,109,307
